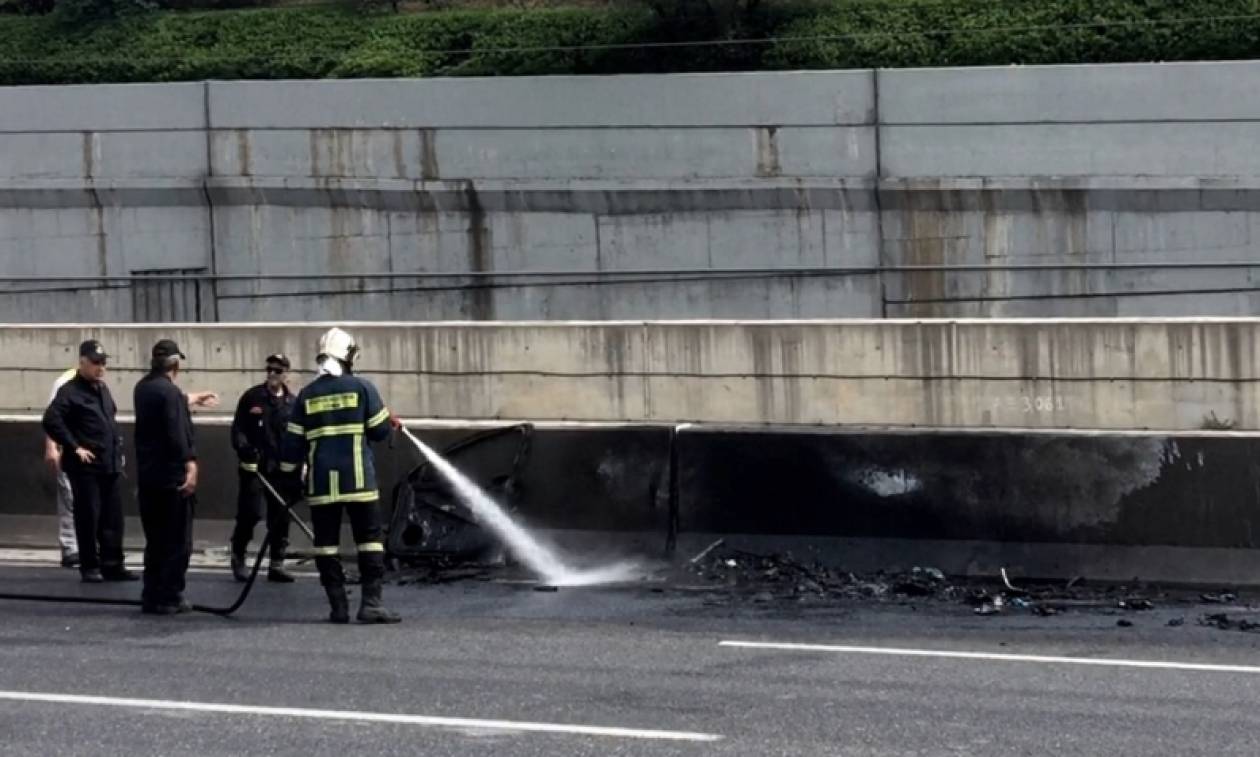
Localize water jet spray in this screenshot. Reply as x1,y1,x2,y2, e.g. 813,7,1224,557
398,427,639,587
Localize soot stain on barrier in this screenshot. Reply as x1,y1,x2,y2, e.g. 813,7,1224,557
1114,437,1260,548
1,420,1257,551
679,432,1220,545
510,428,672,532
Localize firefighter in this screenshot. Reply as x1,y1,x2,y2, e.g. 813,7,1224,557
279,328,401,624
229,353,296,584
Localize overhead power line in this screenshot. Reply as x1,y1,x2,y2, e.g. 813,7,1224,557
3,260,1260,283
1,262,1258,303
1,13,1257,63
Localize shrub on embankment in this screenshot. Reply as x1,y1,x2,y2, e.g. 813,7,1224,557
0,0,1258,85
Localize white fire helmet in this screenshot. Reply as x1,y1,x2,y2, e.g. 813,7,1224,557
317,327,359,366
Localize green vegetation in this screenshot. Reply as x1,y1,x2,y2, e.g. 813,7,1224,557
768,0,1260,70
1,0,1258,84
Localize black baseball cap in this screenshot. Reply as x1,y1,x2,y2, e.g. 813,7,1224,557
265,353,291,370
79,340,107,363
152,339,186,361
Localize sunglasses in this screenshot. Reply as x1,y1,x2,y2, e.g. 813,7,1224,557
266,366,287,375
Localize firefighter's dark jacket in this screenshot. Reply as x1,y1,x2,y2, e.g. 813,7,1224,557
42,373,123,476
231,383,295,473
279,373,391,505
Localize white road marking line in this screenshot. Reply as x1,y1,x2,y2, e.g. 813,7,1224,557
719,640,1260,675
0,690,722,743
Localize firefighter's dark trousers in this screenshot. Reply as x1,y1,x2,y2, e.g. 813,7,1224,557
310,501,386,588
231,469,291,561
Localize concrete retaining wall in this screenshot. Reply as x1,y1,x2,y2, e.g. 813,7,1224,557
5,63,1260,322
877,62,1260,319
5,319,1260,431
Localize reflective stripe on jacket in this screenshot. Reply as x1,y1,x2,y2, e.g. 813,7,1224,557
279,374,391,505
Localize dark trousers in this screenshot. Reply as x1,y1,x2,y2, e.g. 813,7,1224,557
230,470,290,560
138,486,194,608
65,472,124,573
311,502,386,588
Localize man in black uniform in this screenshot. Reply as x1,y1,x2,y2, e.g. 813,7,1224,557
133,339,218,615
42,339,136,584
229,353,296,583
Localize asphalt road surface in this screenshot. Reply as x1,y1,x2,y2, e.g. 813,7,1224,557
2,558,1260,756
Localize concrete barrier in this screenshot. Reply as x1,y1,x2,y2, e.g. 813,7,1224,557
3,417,1258,584
3,319,1260,431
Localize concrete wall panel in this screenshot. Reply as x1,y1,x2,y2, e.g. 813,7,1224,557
207,72,875,129
0,82,205,132
882,124,1260,178
5,63,1260,323
0,320,1259,431
880,62,1260,124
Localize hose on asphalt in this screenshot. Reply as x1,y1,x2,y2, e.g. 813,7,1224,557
0,534,273,616
0,472,300,617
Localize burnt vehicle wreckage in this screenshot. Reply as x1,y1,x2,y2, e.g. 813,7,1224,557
385,423,533,566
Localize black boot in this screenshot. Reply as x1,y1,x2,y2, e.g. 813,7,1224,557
267,559,295,583
231,553,250,583
102,567,138,582
356,582,401,624
325,585,350,624
268,539,293,583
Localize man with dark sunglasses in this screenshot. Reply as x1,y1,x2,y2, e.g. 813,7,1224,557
229,354,297,583
42,339,136,584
